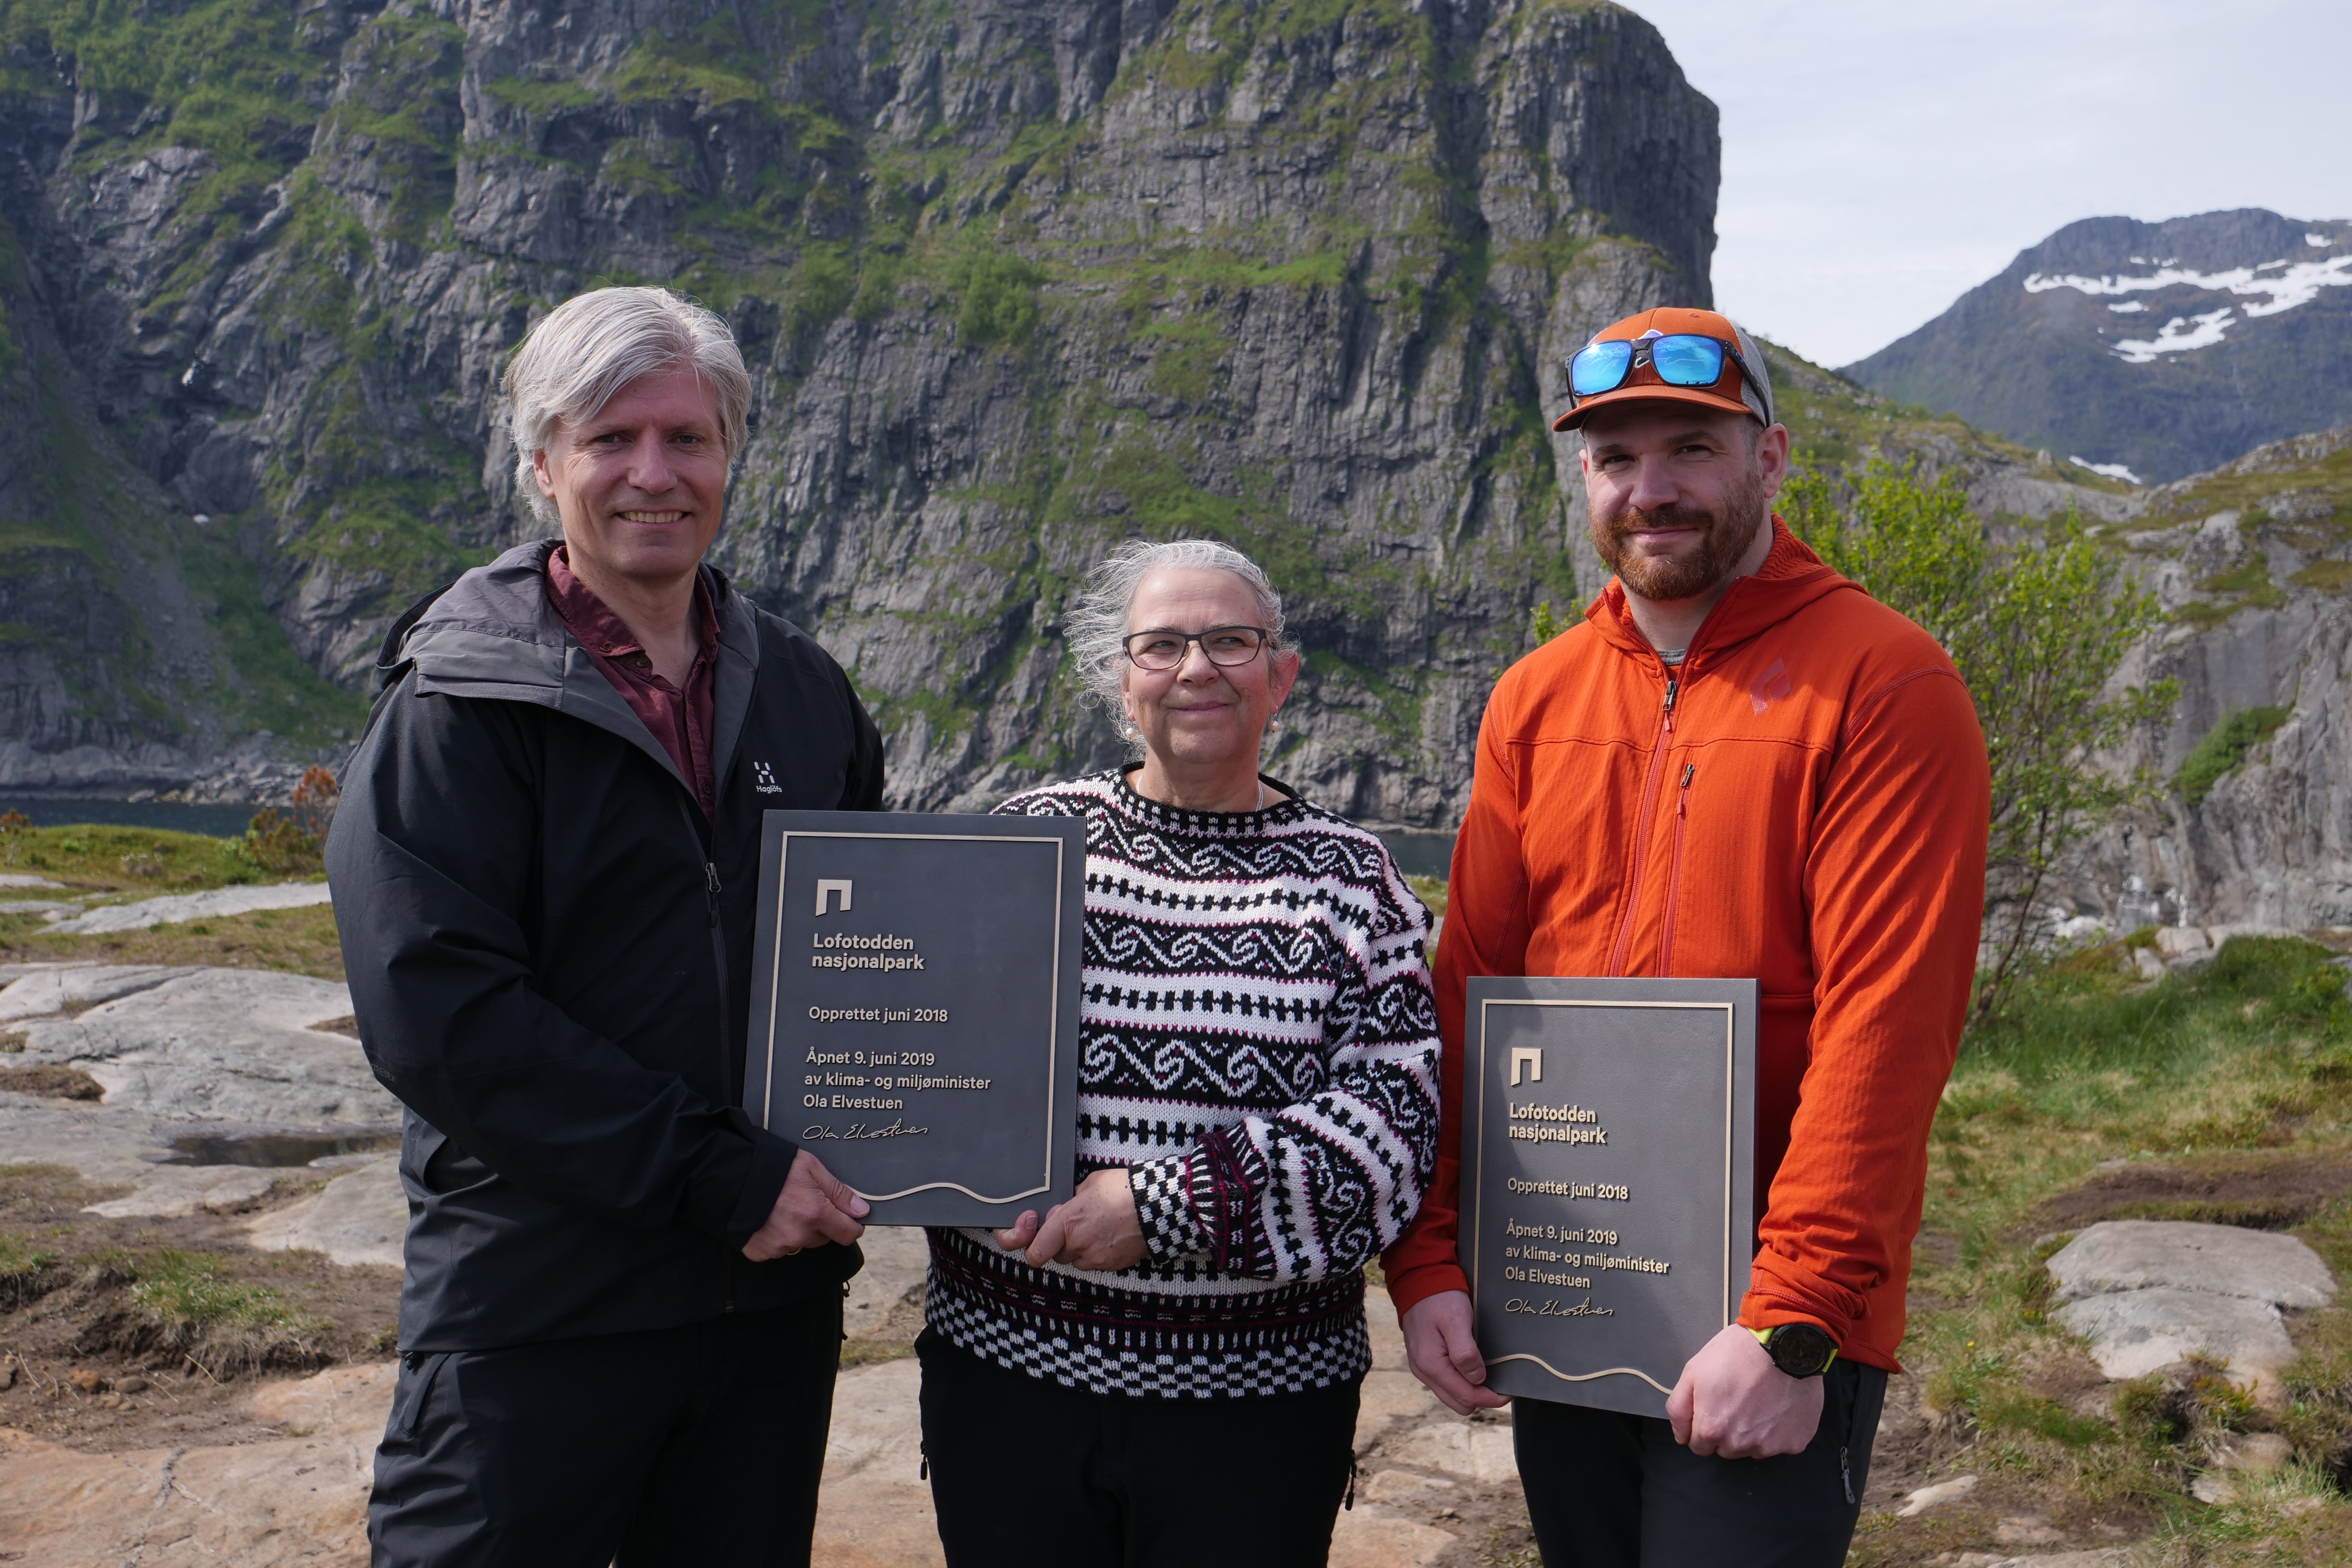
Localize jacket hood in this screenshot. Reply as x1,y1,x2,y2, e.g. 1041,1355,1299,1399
373,539,761,799
1583,516,1861,669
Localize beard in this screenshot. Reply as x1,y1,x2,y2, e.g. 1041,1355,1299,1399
1590,465,1770,602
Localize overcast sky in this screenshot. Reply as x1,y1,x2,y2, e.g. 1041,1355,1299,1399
1622,0,2352,369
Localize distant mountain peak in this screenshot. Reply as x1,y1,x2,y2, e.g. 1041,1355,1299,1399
1846,209,2352,483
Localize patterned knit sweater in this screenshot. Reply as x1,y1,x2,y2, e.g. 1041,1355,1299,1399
924,768,1441,1398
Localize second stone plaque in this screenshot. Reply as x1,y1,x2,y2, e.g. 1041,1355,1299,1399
1458,976,1757,1417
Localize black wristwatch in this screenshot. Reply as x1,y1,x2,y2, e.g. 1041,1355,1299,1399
1752,1323,1838,1378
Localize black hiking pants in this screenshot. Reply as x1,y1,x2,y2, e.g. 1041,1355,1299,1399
368,1289,841,1568
1512,1360,1887,1568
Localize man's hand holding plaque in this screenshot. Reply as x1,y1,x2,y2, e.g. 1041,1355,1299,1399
741,1149,872,1261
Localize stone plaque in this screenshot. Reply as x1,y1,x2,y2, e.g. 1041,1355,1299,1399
1458,977,1756,1417
744,812,1085,1226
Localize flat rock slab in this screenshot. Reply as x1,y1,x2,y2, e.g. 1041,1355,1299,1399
815,1357,945,1567
0,963,190,1022
0,1362,391,1566
0,1283,1483,1567
13,967,389,1124
47,880,333,935
0,1095,172,1184
83,1163,287,1218
245,1156,407,1269
2054,1288,2296,1387
2048,1220,2335,1308
844,1226,929,1337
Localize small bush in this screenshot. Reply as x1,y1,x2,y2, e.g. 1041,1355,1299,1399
237,766,340,876
2175,706,2291,806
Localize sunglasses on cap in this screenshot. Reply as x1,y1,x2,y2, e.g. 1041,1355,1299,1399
1566,333,1770,421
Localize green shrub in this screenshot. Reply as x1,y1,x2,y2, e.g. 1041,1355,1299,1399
1782,461,2173,1020
2174,706,2291,806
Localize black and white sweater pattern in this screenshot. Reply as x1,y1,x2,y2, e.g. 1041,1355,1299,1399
925,769,1441,1398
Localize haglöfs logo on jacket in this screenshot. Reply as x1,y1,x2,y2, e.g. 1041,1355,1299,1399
754,761,782,795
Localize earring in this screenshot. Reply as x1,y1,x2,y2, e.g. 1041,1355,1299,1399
1267,709,1283,734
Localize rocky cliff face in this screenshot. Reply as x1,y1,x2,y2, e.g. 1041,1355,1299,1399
2055,426,2352,935
1846,209,2352,487
0,0,1720,820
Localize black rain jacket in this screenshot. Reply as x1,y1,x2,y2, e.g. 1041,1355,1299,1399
326,539,884,1351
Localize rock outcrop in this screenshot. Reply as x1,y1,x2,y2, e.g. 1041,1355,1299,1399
0,0,1721,823
2047,1220,2335,1397
2053,426,2352,935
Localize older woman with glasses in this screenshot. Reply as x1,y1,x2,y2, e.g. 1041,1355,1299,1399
916,539,1442,1567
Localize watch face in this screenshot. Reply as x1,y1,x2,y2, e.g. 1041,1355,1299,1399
1768,1324,1836,1377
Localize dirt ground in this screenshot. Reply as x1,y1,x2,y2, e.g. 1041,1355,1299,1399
0,1163,400,1455
2030,1147,2352,1234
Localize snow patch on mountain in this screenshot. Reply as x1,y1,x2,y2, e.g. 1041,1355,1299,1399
2071,456,2143,485
2023,252,2352,362
2114,308,2237,363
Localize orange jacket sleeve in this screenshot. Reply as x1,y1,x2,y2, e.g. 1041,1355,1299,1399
1740,666,1989,1344
1380,691,1528,1313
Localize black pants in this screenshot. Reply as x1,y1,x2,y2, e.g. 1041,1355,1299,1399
369,1291,842,1568
917,1330,1361,1567
1512,1361,1887,1568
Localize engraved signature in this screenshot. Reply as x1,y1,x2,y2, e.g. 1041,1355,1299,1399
1504,1297,1614,1318
802,1120,931,1141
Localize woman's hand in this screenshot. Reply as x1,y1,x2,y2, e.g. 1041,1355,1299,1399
993,1167,1147,1272
1401,1291,1510,1414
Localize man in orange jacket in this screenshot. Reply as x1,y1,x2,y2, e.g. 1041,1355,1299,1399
1381,307,1990,1564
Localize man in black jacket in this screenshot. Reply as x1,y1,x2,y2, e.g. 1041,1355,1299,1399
328,286,884,1568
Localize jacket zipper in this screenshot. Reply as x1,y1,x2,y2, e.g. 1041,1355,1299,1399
1658,763,1696,970
706,858,738,1314
1603,670,1680,976
679,799,741,1313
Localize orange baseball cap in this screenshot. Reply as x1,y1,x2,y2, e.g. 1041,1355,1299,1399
1551,306,1774,432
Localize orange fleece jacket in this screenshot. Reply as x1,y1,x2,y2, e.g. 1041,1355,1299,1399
1381,520,1990,1372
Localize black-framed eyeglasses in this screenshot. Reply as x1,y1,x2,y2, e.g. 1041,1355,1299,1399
1121,626,1272,671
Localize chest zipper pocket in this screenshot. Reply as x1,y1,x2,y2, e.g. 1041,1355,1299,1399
1658,763,1695,970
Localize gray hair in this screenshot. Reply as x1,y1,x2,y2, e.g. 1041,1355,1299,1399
1065,538,1292,723
502,286,752,527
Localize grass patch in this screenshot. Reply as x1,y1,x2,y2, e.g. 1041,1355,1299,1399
2292,559,2352,593
0,903,344,982
0,1230,59,1308
0,823,269,892
122,1248,328,1373
2175,707,2293,807
1874,935,2352,1557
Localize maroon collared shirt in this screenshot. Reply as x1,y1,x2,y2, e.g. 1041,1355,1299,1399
545,546,720,818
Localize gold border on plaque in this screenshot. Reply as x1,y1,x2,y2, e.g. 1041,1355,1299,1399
756,831,1068,1205
1471,996,1737,1393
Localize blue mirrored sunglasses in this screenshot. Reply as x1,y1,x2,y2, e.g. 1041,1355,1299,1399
1567,333,1767,421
